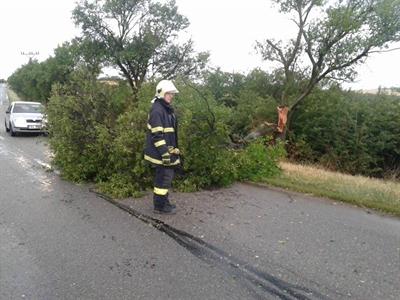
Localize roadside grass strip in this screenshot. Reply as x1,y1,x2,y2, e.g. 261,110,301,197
6,87,21,102
263,161,400,217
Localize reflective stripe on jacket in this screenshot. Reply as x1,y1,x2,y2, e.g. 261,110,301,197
144,98,180,166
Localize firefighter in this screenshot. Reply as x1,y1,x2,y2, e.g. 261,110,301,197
144,80,181,214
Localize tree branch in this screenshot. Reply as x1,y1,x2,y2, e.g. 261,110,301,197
266,40,287,64
369,47,400,54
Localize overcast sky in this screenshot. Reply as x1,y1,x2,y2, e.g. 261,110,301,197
0,0,399,90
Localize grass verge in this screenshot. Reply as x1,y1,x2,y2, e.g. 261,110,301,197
261,161,400,217
6,86,21,102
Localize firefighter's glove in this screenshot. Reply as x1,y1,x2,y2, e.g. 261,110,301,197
168,147,180,155
162,153,171,166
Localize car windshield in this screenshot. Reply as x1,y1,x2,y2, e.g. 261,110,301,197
12,103,43,114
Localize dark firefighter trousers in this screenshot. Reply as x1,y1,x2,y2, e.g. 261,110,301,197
153,166,175,208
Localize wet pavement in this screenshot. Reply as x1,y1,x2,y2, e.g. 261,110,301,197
1,83,400,299
113,183,400,300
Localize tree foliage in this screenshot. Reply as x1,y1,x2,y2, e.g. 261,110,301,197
73,0,209,100
257,0,400,138
202,69,282,138
45,69,285,197
7,40,102,103
289,88,400,178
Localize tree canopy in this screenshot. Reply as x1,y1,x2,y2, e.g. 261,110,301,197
73,0,208,99
7,40,100,103
256,0,400,137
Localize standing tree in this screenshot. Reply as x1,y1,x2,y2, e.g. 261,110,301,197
256,0,400,139
73,0,208,100
7,40,104,104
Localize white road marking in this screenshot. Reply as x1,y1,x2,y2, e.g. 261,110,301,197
34,158,52,170
33,158,60,175
0,136,4,140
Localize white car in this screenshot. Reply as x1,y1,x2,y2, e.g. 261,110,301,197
5,101,47,136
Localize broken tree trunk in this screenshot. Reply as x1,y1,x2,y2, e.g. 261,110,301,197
244,106,289,143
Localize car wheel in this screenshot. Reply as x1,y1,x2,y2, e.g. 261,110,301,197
5,121,10,132
10,123,17,137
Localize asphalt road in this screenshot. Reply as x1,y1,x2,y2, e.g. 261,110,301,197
117,181,400,300
1,83,399,299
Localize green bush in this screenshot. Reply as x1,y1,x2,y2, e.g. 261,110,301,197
237,138,286,181
289,88,400,178
96,106,152,197
175,84,285,190
47,70,130,181
229,89,277,136
172,84,239,191
47,73,284,197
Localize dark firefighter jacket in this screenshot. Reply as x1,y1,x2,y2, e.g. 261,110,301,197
144,98,180,166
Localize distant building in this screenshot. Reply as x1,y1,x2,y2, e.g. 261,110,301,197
357,88,400,96
98,76,121,86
